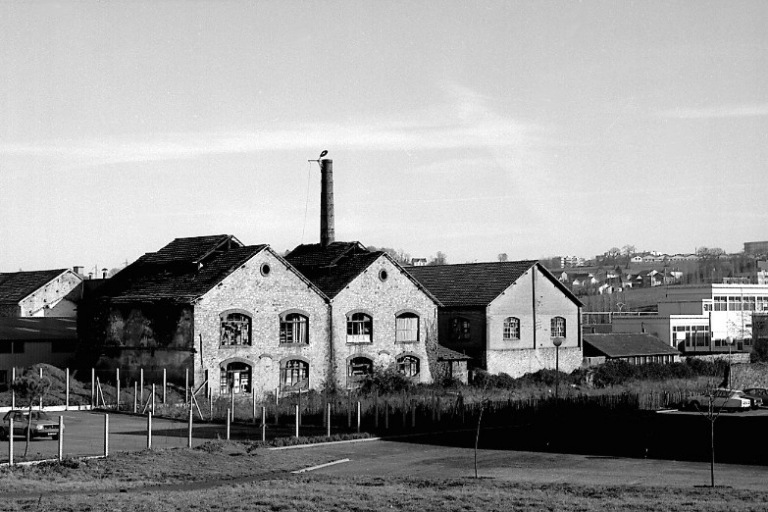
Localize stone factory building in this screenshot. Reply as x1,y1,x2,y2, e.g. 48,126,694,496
81,234,330,396
285,241,441,387
407,261,583,378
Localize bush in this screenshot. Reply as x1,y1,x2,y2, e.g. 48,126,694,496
358,364,414,394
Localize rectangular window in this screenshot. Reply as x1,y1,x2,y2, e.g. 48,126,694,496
396,314,419,343
714,296,727,311
280,314,309,344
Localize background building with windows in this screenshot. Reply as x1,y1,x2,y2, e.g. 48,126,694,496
612,283,768,355
0,268,83,318
407,261,583,378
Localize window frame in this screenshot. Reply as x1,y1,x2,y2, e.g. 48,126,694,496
551,316,566,338
451,317,471,342
397,354,420,378
281,358,310,391
395,311,420,343
503,317,521,341
220,310,253,347
346,311,373,343
219,361,253,394
279,311,310,345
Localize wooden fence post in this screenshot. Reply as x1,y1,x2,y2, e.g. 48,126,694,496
163,368,167,405
226,408,231,441
146,412,152,450
261,406,266,442
188,409,193,448
104,414,109,457
116,368,120,411
326,402,331,437
65,368,70,411
295,405,299,438
140,368,144,407
58,416,64,460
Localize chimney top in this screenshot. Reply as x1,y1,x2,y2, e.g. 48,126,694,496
320,158,335,247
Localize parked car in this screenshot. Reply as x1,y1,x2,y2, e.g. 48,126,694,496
0,410,60,440
685,389,752,412
742,387,768,408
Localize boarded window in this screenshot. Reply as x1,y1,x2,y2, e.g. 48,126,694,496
395,313,419,343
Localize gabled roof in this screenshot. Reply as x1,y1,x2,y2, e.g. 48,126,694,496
583,333,680,358
97,235,268,303
407,261,582,307
286,241,367,268
0,269,74,304
285,242,385,298
0,317,78,341
285,242,440,303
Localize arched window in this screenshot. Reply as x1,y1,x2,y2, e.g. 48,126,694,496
451,317,471,342
348,356,374,378
397,355,420,377
503,317,520,340
347,312,373,343
551,316,566,338
280,312,309,344
281,359,309,390
395,312,419,343
220,311,252,346
219,361,252,394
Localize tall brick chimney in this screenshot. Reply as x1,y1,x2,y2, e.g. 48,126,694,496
320,158,335,247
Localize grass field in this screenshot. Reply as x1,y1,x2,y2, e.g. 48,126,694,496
4,442,768,511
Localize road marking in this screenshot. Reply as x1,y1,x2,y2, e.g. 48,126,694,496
291,458,350,474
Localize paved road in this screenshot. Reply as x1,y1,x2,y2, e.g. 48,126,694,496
296,438,768,491
0,411,271,462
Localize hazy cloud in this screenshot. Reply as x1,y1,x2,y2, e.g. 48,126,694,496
658,103,768,119
0,84,544,166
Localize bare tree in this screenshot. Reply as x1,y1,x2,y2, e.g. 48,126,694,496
428,252,448,266
10,371,52,458
497,253,508,262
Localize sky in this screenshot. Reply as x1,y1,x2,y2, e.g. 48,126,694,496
1,1,767,273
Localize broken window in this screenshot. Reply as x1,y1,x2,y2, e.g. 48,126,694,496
397,355,420,377
503,317,520,340
346,312,372,343
220,312,251,346
451,317,471,342
551,317,566,338
395,313,419,343
219,362,252,394
280,313,309,344
347,356,373,386
281,359,309,391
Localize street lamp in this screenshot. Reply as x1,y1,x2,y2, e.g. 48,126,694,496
553,337,563,401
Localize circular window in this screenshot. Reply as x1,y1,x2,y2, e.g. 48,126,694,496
260,263,271,276
378,269,388,281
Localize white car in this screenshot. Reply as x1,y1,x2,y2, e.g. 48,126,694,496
686,389,752,412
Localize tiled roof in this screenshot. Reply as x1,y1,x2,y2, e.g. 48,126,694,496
406,261,541,307
0,269,70,304
286,242,367,267
0,317,78,341
97,236,267,303
583,333,680,358
436,345,472,361
286,243,383,298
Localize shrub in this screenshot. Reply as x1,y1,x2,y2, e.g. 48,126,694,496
591,360,636,387
358,364,414,394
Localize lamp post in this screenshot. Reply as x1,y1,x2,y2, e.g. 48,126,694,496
726,336,733,389
553,337,563,401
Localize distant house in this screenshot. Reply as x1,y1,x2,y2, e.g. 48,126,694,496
285,241,440,387
583,333,681,365
0,317,78,389
0,269,83,318
407,261,583,378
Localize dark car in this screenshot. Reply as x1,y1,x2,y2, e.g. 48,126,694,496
0,410,60,440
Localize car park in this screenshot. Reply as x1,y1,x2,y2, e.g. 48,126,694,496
0,410,60,440
685,389,753,412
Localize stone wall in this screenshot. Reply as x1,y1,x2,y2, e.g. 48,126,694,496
330,255,438,387
195,248,329,397
486,346,583,378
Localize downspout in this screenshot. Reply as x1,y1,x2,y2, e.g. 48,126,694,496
531,269,537,349
327,300,335,387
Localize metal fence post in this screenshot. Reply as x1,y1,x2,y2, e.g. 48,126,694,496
140,368,144,407
116,368,120,411
261,406,266,443
188,409,193,449
146,412,152,450
91,368,95,408
295,405,299,438
39,367,43,410
326,402,331,437
151,383,156,415
133,382,138,413
356,401,361,433
11,367,15,410
8,417,14,466
58,416,63,460
162,369,167,405
226,408,231,441
104,414,109,457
